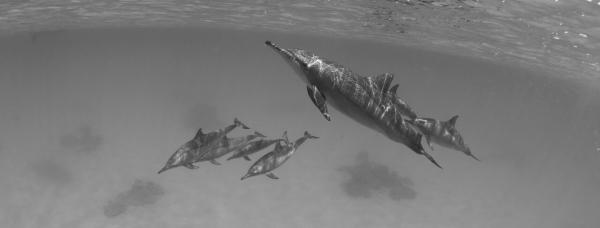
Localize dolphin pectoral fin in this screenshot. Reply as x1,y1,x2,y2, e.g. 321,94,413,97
265,172,279,179
422,151,443,169
307,85,331,121
184,163,199,169
209,160,221,165
243,156,251,161
424,135,434,151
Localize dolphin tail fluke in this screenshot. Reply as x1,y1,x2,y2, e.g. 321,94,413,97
255,131,267,138
304,131,319,139
234,118,250,129
422,151,443,169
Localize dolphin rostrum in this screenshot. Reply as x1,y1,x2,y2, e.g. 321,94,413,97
265,40,441,168
406,115,481,162
241,131,318,180
227,138,284,161
158,118,249,174
187,131,266,166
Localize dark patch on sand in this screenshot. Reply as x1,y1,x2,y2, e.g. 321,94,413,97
103,180,165,219
337,151,416,201
60,125,103,154
33,160,72,185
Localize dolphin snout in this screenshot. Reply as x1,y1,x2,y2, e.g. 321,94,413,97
241,173,253,180
158,166,169,174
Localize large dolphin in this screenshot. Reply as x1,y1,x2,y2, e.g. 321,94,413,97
185,131,266,166
406,115,481,162
241,131,318,180
265,41,441,168
158,118,249,174
226,138,284,161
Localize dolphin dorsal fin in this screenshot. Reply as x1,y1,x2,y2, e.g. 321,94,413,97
193,128,204,140
375,73,394,92
448,115,459,126
368,73,394,93
283,131,290,145
388,84,399,95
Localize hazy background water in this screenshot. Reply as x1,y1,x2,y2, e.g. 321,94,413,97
0,27,599,228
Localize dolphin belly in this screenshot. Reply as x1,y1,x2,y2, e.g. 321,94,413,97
320,88,388,136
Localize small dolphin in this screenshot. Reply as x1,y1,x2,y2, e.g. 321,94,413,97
406,115,481,162
265,40,441,168
227,138,284,161
158,118,249,174
189,131,266,165
241,131,318,180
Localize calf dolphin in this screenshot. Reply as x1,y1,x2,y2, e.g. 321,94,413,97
241,131,318,180
227,138,284,161
406,115,481,162
265,41,441,168
187,131,266,166
158,118,249,174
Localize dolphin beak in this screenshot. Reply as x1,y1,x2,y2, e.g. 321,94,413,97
158,166,169,174
265,40,295,60
241,173,253,180
226,156,234,161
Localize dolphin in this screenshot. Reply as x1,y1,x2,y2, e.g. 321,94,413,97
188,131,266,165
405,115,481,162
241,131,318,180
265,40,441,168
227,138,284,161
158,118,249,174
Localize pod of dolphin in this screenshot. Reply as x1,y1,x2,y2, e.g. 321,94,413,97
158,40,480,180
158,118,319,180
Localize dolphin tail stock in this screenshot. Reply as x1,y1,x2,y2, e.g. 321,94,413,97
304,131,319,139
255,131,267,138
234,118,250,129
